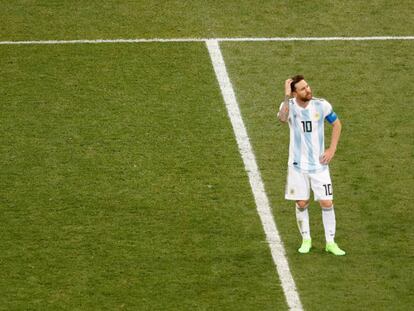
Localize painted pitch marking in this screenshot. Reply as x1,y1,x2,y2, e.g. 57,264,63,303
0,36,413,45
206,39,303,311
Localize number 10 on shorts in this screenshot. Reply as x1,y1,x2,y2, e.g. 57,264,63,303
323,184,333,196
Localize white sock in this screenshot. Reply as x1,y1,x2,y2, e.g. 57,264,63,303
295,204,310,240
322,206,336,243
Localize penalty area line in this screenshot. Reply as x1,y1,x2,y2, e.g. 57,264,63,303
206,39,303,311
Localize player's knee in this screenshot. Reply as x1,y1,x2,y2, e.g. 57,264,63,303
296,200,309,209
319,200,333,208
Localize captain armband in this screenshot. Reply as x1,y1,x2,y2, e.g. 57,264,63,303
325,111,338,124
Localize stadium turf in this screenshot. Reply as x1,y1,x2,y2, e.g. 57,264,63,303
1,1,413,310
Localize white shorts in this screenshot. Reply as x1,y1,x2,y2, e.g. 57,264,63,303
285,166,333,201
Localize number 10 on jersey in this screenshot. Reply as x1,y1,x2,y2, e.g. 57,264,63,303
301,121,312,133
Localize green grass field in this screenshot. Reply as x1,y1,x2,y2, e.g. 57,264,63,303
1,1,413,310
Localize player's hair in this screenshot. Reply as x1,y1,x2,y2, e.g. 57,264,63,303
290,75,305,93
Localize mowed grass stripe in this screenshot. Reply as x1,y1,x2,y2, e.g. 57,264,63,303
0,43,286,310
221,40,413,311
1,1,413,40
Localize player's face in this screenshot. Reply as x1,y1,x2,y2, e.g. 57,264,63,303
293,80,312,102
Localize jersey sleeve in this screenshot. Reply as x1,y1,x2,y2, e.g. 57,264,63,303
322,100,338,124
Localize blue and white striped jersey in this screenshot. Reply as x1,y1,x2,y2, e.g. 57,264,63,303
279,98,338,173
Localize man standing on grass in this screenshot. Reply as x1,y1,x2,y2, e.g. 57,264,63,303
277,75,345,256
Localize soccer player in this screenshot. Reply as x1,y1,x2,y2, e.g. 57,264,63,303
277,75,346,256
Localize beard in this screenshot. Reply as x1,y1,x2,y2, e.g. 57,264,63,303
298,92,312,102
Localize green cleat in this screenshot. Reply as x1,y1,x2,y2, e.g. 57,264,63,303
325,242,346,256
298,239,312,254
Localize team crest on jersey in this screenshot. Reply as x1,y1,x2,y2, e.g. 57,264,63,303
313,112,321,121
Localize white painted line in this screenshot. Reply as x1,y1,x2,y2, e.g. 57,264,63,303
0,38,206,45
218,36,414,42
206,39,303,311
1,36,413,45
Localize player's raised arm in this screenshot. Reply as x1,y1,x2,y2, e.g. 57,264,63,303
277,78,293,123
